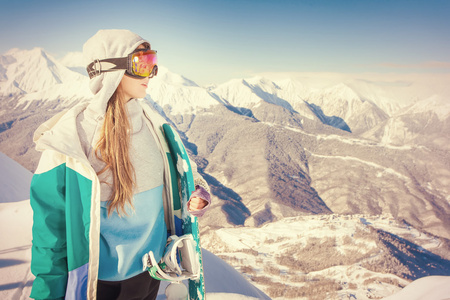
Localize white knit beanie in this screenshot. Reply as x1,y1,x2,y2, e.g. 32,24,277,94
82,29,149,120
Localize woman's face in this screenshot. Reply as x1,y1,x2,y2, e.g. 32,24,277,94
118,44,150,101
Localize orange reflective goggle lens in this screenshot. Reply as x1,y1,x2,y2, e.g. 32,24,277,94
129,49,158,78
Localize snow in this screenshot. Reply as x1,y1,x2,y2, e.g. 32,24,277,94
256,71,450,109
382,276,450,300
0,48,86,97
0,153,269,299
0,47,92,111
59,51,85,68
305,151,410,181
0,152,32,203
155,249,270,299
404,94,450,121
284,125,413,151
210,76,295,111
211,78,266,108
145,66,222,115
0,200,34,299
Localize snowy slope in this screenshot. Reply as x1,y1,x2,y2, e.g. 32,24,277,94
382,276,450,300
210,75,398,134
273,78,319,121
59,51,85,68
404,94,450,120
0,200,34,300
58,51,88,76
307,83,389,133
211,78,268,108
211,76,294,111
361,94,450,147
156,249,270,300
0,152,32,203
146,66,222,115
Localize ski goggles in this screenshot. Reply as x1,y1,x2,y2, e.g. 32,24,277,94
87,49,158,79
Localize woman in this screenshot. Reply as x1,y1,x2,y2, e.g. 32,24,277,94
29,29,210,300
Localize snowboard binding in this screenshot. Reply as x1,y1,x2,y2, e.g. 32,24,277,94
142,234,200,282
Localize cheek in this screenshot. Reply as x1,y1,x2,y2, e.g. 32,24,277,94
119,76,147,98
125,78,140,90
120,76,132,89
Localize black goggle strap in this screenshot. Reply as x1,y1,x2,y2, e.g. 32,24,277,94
86,57,128,79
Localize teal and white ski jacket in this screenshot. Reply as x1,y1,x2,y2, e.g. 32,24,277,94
29,100,182,300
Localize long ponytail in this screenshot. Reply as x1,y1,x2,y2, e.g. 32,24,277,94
95,88,136,216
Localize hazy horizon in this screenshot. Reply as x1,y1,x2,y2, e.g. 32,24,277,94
1,0,449,85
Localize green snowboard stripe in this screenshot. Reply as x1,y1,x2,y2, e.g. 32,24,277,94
166,152,181,211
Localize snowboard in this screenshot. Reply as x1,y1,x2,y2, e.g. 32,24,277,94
162,123,205,300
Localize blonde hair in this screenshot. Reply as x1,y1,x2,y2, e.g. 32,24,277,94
95,87,136,216
94,42,151,216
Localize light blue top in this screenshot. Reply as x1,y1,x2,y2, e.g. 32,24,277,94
98,185,167,281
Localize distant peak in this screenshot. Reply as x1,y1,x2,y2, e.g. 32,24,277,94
247,76,272,85
59,51,85,68
152,66,199,87
31,47,45,52
326,82,361,100
333,82,351,89
4,48,22,55
4,47,51,60
247,75,263,82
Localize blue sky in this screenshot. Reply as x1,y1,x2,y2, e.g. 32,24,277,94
0,0,449,85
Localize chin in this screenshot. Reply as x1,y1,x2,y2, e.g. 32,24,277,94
135,91,147,99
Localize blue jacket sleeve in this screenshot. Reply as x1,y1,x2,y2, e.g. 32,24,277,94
29,161,68,300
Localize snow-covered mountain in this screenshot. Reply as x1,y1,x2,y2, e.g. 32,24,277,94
405,94,450,121
146,66,223,116
2,48,448,135
0,48,87,97
361,94,450,147
211,76,295,112
59,51,85,68
58,51,88,76
307,83,389,134
273,78,320,121
0,48,91,113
